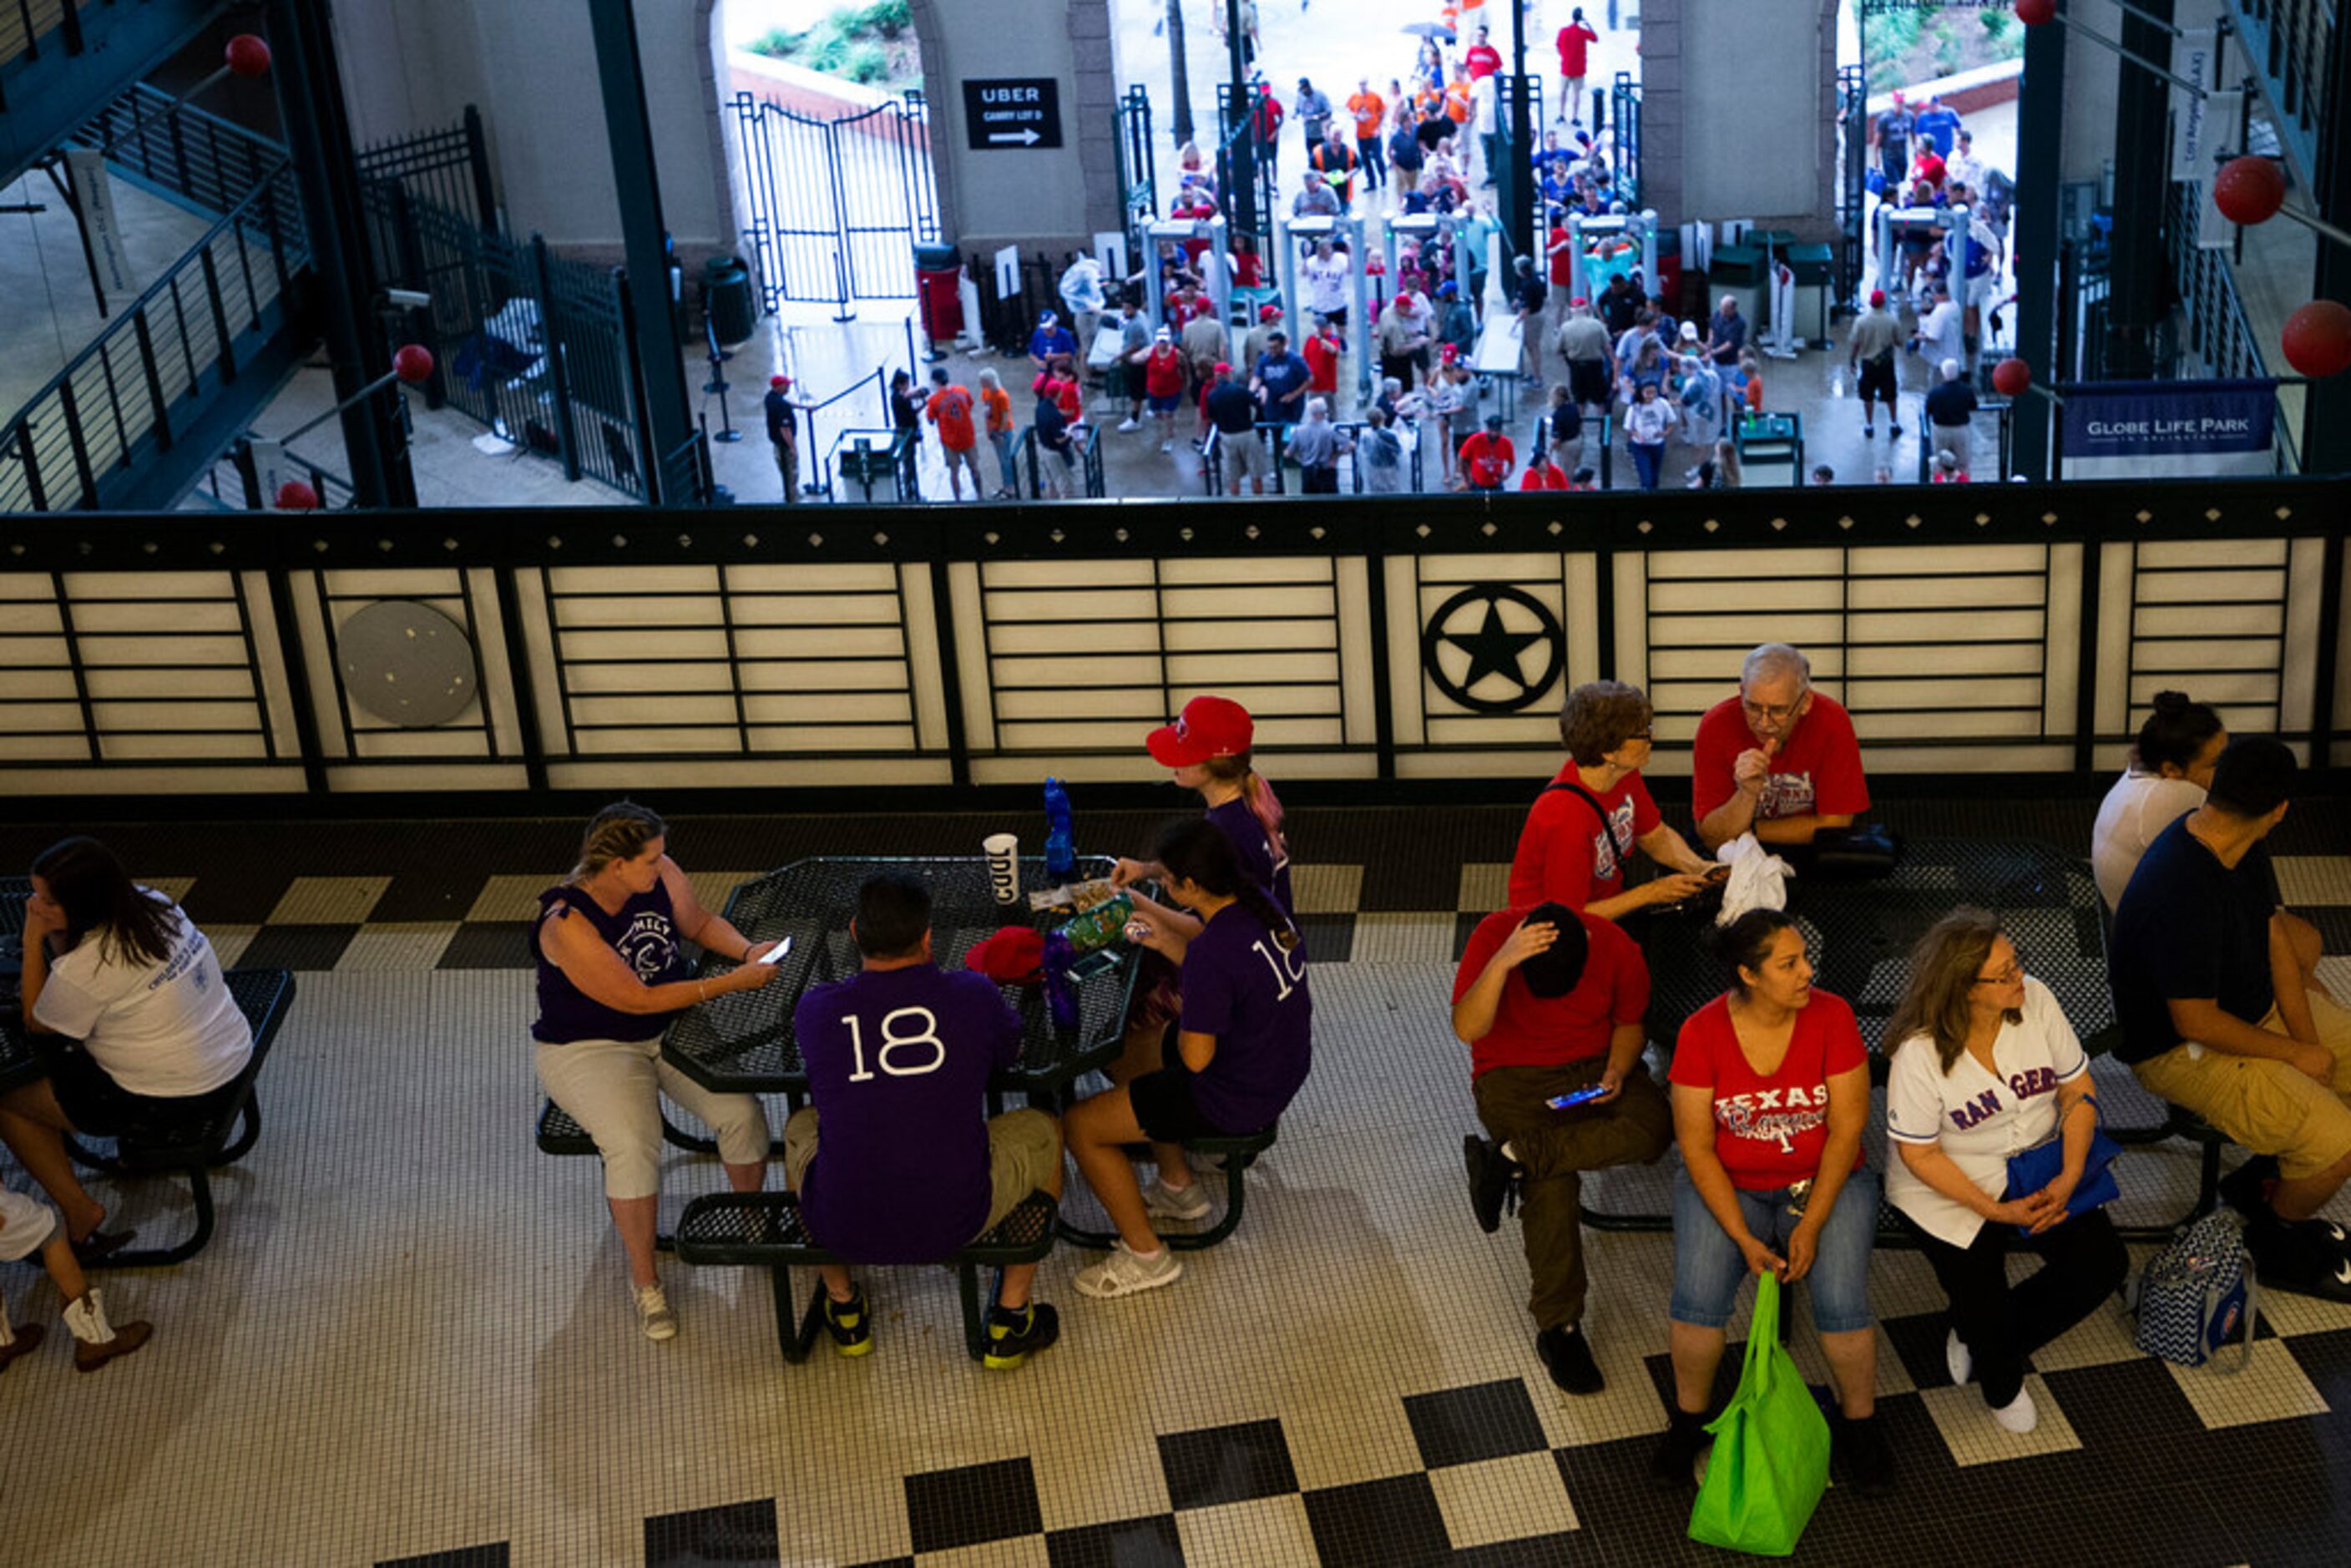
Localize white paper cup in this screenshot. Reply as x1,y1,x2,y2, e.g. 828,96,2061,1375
983,833,1021,904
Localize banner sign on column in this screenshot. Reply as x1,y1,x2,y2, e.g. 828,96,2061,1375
2193,91,2245,249
63,149,139,298
2060,379,2276,480
2171,29,2216,180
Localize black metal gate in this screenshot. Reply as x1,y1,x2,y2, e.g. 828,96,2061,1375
727,90,938,311
1835,63,1867,306
1610,71,1640,209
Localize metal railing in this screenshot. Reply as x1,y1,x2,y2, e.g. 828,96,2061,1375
0,478,2343,798
71,83,286,217
0,162,306,512
2163,178,2299,473
1610,70,1640,210
354,104,497,232
0,0,81,74
2230,0,2335,184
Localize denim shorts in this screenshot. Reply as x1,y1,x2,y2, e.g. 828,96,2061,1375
1668,1163,1878,1335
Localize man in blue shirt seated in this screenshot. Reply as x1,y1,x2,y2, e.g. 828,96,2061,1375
1027,311,1076,376
785,873,1067,1367
2111,738,2351,1300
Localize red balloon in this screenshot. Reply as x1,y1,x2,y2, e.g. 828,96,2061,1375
225,34,271,77
2015,0,2057,25
275,479,320,512
2281,301,2351,379
2212,155,2285,226
393,343,436,383
1991,357,2032,397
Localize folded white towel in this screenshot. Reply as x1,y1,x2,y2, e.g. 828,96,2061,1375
1714,832,1793,926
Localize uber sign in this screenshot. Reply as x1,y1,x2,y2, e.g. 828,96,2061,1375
963,77,1064,150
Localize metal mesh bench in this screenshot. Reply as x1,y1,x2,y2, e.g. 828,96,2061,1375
68,969,296,1268
533,1098,723,1157
1059,1122,1278,1253
675,1188,1059,1365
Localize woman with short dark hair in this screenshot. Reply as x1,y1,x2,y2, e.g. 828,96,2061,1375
1652,910,1890,1495
1884,910,2126,1437
1508,680,1716,920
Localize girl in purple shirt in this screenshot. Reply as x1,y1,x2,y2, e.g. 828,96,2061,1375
1110,695,1294,1083
1067,817,1313,1300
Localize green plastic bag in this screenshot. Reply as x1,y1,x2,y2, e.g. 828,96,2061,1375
1686,1273,1830,1557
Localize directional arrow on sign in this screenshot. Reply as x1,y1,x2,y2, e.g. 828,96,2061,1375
988,128,1041,146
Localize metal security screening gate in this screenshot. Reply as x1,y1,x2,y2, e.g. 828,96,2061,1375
728,91,939,311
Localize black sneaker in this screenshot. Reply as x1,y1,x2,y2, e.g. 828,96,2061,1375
1888,422,1904,437
1831,1411,1897,1498
822,1287,874,1358
1647,1409,1710,1490
983,1301,1060,1370
2246,1219,2351,1302
2218,1154,2280,1217
1535,1324,1605,1395
1464,1136,1515,1234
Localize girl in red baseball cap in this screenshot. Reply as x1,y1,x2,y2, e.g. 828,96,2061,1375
1107,695,1293,1085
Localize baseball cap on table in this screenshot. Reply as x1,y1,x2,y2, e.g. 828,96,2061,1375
1145,695,1255,768
964,926,1044,985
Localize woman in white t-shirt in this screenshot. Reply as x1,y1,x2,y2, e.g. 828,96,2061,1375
3,837,251,1267
2090,690,2225,910
2091,691,2326,980
1883,910,2126,1437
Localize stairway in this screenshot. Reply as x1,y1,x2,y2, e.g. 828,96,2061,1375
0,0,235,190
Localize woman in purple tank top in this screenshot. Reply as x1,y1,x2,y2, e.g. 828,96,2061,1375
531,802,782,1343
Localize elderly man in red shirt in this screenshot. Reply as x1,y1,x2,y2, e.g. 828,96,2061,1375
1691,642,1871,850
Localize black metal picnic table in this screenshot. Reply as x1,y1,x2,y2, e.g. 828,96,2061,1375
661,856,1141,1107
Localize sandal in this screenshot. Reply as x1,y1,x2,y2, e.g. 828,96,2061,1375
70,1228,136,1266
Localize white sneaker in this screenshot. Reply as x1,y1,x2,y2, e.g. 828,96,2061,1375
1143,1177,1213,1222
1074,1241,1183,1299
1945,1328,1972,1386
1990,1385,2038,1434
635,1282,678,1341
1160,438,1174,453
1117,417,1141,432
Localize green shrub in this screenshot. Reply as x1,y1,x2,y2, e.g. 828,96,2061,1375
747,27,802,58
844,41,889,83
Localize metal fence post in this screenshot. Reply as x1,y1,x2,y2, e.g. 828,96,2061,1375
463,105,499,232
533,235,584,482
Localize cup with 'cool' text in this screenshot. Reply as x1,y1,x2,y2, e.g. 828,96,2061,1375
983,833,1021,904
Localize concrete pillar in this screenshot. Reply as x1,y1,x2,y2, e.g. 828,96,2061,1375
1636,0,1841,245
911,0,1124,258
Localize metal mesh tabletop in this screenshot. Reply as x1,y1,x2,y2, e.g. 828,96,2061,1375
1642,837,2113,1053
663,856,1139,1096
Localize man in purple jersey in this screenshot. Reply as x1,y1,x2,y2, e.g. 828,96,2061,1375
785,873,1064,1368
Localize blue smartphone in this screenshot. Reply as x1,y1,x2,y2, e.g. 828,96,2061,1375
1545,1085,1610,1110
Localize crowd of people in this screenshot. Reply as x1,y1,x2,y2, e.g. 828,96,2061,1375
1460,652,2348,1498
5,655,2344,1521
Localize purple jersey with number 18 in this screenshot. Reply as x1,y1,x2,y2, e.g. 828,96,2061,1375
1176,903,1313,1133
793,964,1023,1263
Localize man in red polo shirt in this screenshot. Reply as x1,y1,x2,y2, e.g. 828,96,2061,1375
1456,902,1670,1393
1691,642,1870,850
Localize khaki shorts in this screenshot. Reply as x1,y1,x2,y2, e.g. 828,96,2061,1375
0,1186,58,1264
2133,990,2351,1182
1223,430,1272,483
784,1105,1059,1242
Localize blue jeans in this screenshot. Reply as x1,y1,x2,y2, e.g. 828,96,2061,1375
1669,1164,1878,1334
1631,440,1664,491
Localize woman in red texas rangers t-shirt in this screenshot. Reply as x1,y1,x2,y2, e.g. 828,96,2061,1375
1652,909,1890,1494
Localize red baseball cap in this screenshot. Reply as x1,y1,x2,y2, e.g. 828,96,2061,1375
1868,289,1886,307
964,926,1044,985
1145,695,1254,767
770,374,791,388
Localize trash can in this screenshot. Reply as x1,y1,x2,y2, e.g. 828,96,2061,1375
915,242,963,348
1656,229,1681,311
1787,243,1833,344
703,255,759,347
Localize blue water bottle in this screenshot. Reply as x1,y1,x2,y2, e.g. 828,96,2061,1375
1042,929,1079,1030
1043,776,1077,885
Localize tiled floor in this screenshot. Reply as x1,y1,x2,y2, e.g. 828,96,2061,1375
2,794,2348,1566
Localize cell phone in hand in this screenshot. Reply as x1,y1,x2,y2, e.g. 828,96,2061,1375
753,937,791,965
1545,1085,1610,1110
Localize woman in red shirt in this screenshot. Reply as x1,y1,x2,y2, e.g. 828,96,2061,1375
1654,909,1890,1494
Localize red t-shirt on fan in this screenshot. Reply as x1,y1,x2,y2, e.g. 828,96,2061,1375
1558,22,1599,77
1466,43,1504,80
1509,765,1661,909
1689,691,1869,827
1452,908,1649,1079
1669,990,1867,1191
